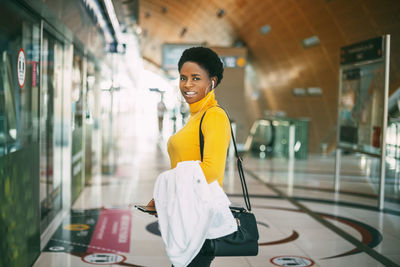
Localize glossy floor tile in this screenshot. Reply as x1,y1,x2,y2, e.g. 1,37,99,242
33,115,400,267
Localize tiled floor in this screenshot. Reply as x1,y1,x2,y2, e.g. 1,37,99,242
33,113,400,267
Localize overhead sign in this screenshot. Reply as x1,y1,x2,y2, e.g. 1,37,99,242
17,48,26,88
162,43,200,70
162,44,247,70
220,56,246,68
340,36,383,65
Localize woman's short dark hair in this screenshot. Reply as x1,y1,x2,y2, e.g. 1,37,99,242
178,47,224,86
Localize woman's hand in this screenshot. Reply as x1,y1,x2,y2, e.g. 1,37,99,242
147,198,155,207
146,198,157,217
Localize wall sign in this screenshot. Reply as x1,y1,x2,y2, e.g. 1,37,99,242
220,56,246,68
340,36,383,65
162,43,200,70
17,48,26,88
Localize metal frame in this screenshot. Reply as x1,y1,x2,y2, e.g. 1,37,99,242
335,34,390,210
378,34,390,210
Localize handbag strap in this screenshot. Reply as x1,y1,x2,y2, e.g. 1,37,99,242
199,106,252,211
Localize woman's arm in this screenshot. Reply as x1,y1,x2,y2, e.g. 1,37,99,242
200,108,231,186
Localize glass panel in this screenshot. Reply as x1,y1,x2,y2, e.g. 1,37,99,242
0,2,41,266
85,61,95,184
39,31,63,232
339,62,385,155
0,41,18,154
53,41,63,195
71,50,85,202
386,121,400,210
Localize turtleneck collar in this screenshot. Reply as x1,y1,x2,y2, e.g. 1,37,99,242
189,90,218,114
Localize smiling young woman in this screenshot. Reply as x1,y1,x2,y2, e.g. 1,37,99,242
169,47,230,189
148,47,230,267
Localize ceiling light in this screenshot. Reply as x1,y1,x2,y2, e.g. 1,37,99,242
234,40,245,47
81,0,113,43
103,0,123,43
307,87,323,95
217,9,225,18
259,24,271,35
292,88,306,96
180,27,187,37
302,35,320,48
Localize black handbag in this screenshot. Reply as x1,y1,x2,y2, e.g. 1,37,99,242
199,107,259,257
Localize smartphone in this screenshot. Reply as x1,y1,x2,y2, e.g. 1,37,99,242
134,205,157,214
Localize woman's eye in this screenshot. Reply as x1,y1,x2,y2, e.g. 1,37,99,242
180,77,186,81
193,77,200,81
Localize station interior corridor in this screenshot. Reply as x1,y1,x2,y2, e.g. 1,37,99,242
1,0,400,266
32,108,400,267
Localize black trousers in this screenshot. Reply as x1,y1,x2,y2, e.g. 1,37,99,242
187,252,214,267
172,242,215,267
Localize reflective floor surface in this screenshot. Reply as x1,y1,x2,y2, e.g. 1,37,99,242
33,111,400,267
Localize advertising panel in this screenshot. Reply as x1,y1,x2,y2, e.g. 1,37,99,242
336,35,390,210
338,36,386,155
162,43,200,70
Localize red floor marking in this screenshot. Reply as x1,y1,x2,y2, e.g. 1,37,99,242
88,209,132,253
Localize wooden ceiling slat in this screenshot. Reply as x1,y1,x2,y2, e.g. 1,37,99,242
132,0,400,152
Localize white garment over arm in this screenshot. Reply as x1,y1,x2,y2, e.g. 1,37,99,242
153,161,237,267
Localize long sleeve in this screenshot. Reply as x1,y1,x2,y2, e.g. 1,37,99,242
199,108,231,186
167,90,231,187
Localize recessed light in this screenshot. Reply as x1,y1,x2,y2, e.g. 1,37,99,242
307,87,323,95
217,9,225,18
292,88,306,96
259,24,271,35
180,27,187,37
302,35,320,47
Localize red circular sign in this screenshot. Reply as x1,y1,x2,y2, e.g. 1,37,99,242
17,48,26,88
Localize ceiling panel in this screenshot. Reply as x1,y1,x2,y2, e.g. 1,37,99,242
119,0,400,152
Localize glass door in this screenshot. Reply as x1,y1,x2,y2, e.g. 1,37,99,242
0,2,41,266
39,31,64,232
71,50,86,203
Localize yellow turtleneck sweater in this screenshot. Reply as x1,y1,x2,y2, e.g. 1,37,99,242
167,90,231,187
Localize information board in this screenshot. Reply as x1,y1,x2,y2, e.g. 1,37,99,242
335,35,390,210
338,36,386,155
162,43,200,70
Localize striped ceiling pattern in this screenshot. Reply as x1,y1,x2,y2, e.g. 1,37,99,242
118,0,400,152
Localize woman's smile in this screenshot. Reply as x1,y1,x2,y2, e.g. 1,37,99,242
183,91,197,97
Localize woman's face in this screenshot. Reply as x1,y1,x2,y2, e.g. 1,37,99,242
179,61,214,104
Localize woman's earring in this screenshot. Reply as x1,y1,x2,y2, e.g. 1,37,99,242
211,80,215,89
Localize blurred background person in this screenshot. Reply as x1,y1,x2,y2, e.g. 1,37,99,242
157,93,167,134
